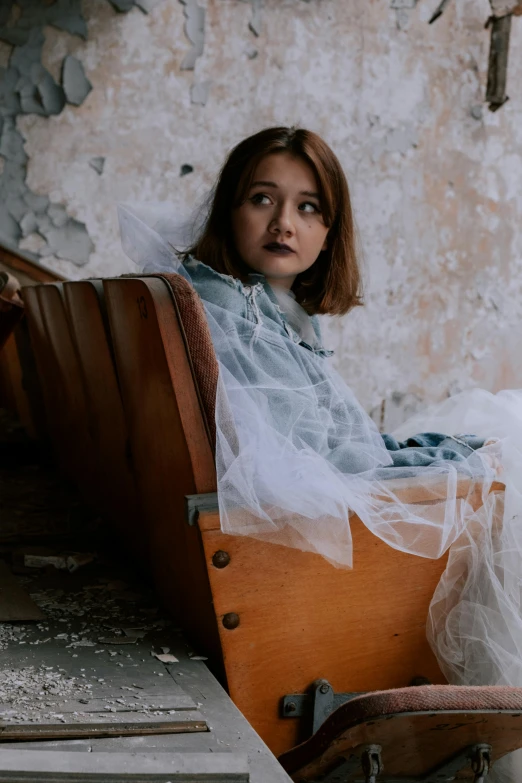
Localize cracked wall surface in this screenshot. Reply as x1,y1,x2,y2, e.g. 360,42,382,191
0,0,151,269
5,0,522,424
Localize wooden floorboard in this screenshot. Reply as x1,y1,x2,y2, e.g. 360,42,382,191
0,749,250,781
0,518,289,777
0,404,291,781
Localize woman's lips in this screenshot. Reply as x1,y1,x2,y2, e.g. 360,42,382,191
263,242,295,255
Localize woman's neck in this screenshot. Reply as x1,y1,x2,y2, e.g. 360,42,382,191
265,276,296,291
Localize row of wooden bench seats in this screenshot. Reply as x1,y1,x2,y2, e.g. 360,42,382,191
14,276,513,775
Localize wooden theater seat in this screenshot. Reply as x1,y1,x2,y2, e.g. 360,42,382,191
104,274,505,759
63,280,143,555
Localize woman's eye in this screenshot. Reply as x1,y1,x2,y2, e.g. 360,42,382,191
250,193,271,205
299,202,320,214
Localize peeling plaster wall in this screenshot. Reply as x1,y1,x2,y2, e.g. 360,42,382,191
0,0,150,268
5,0,522,424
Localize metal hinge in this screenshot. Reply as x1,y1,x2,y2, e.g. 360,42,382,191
185,493,219,526
282,679,361,735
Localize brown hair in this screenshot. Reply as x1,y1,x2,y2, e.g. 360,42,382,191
187,126,363,316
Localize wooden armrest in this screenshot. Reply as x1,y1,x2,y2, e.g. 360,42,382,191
194,478,505,533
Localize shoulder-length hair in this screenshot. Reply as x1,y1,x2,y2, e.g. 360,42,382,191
186,126,363,316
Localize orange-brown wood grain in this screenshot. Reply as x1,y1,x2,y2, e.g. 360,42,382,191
64,280,144,555
285,711,522,780
103,277,222,665
198,510,449,756
0,245,65,284
35,284,99,494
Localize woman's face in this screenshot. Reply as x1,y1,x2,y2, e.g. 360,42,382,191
231,152,329,290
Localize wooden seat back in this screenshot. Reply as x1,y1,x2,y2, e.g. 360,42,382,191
103,276,222,664
63,280,143,554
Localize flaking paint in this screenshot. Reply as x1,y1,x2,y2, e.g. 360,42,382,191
8,0,522,423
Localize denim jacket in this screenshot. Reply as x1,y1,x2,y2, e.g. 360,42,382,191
183,256,483,471
184,256,333,358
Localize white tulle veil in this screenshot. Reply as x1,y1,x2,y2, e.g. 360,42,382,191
119,203,522,781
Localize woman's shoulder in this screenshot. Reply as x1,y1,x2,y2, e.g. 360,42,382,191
182,255,251,308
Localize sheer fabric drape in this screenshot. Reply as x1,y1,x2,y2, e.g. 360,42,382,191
120,205,522,780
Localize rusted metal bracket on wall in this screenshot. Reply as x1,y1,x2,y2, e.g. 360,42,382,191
429,0,521,112
486,13,512,111
485,1,522,110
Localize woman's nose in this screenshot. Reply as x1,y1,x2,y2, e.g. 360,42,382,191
269,205,295,236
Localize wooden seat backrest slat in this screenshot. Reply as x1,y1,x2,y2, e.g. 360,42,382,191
63,280,144,553
34,284,98,495
22,285,73,470
0,328,40,439
153,273,218,452
0,334,21,414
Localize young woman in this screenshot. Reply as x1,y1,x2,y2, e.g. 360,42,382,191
120,127,521,697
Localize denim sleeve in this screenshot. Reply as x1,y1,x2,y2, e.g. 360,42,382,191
388,446,467,467
383,432,451,450
382,432,485,464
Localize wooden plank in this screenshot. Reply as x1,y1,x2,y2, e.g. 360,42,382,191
0,561,45,621
0,333,36,438
0,244,66,284
0,697,197,715
194,485,505,533
198,512,449,757
0,720,208,742
21,285,73,477
0,750,248,781
36,691,197,714
0,335,16,412
163,652,293,783
63,281,144,555
14,317,47,439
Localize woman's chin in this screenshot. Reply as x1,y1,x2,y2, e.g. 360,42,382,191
247,256,298,279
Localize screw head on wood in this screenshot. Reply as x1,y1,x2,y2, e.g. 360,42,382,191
212,550,230,569
222,612,240,630
410,676,431,687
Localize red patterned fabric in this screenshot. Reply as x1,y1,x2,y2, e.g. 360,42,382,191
153,273,219,451
334,684,522,719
